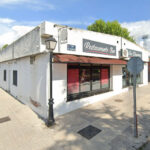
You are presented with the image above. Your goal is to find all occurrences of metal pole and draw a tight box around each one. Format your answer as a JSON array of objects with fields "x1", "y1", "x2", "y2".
[
  {"x1": 133, "y1": 74, "x2": 138, "y2": 137},
  {"x1": 47, "y1": 51, "x2": 55, "y2": 126}
]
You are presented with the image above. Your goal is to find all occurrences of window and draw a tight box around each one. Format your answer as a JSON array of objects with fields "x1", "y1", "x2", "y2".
[
  {"x1": 122, "y1": 67, "x2": 142, "y2": 88},
  {"x1": 67, "y1": 64, "x2": 110, "y2": 101},
  {"x1": 4, "y1": 70, "x2": 6, "y2": 81},
  {"x1": 92, "y1": 69, "x2": 100, "y2": 90},
  {"x1": 13, "y1": 70, "x2": 17, "y2": 86},
  {"x1": 80, "y1": 68, "x2": 91, "y2": 92}
]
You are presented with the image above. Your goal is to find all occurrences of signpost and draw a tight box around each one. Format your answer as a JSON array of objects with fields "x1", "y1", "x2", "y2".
[{"x1": 127, "y1": 57, "x2": 144, "y2": 138}]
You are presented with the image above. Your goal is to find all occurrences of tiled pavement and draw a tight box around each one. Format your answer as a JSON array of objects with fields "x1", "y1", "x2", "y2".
[{"x1": 0, "y1": 84, "x2": 150, "y2": 150}]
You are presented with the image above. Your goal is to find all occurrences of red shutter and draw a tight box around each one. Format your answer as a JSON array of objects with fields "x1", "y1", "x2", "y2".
[
  {"x1": 68, "y1": 69, "x2": 79, "y2": 94},
  {"x1": 101, "y1": 69, "x2": 109, "y2": 88}
]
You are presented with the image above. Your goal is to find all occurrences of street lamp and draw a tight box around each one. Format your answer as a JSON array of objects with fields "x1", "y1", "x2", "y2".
[{"x1": 45, "y1": 37, "x2": 57, "y2": 127}]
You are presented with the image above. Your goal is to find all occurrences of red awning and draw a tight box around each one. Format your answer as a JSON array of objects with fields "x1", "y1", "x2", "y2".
[{"x1": 53, "y1": 54, "x2": 127, "y2": 65}]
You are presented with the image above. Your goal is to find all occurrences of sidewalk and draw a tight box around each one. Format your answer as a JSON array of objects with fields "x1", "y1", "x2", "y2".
[{"x1": 0, "y1": 84, "x2": 150, "y2": 150}]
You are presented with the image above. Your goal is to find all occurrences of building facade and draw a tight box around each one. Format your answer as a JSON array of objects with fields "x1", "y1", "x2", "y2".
[{"x1": 0, "y1": 21, "x2": 149, "y2": 119}]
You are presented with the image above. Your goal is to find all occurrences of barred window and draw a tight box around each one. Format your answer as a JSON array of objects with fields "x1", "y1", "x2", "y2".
[
  {"x1": 13, "y1": 70, "x2": 17, "y2": 86},
  {"x1": 4, "y1": 70, "x2": 6, "y2": 81}
]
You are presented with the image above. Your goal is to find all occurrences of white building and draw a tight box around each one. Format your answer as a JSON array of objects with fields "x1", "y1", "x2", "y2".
[{"x1": 0, "y1": 21, "x2": 149, "y2": 120}]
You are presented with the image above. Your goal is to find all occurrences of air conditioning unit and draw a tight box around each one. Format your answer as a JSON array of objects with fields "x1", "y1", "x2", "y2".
[{"x1": 121, "y1": 49, "x2": 128, "y2": 58}]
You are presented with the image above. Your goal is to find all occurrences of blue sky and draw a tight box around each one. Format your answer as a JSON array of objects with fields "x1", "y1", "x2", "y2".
[
  {"x1": 0, "y1": 0, "x2": 150, "y2": 48},
  {"x1": 0, "y1": 0, "x2": 150, "y2": 28}
]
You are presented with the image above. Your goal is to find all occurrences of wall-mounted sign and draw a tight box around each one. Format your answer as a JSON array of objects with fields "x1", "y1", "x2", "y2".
[
  {"x1": 83, "y1": 39, "x2": 116, "y2": 56},
  {"x1": 127, "y1": 49, "x2": 142, "y2": 58},
  {"x1": 67, "y1": 44, "x2": 76, "y2": 51},
  {"x1": 59, "y1": 28, "x2": 68, "y2": 44}
]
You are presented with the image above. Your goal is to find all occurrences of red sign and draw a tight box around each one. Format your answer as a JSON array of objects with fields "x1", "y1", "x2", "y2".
[
  {"x1": 101, "y1": 69, "x2": 109, "y2": 87},
  {"x1": 67, "y1": 69, "x2": 79, "y2": 94}
]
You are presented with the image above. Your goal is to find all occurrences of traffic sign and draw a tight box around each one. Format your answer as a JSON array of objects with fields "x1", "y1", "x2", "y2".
[
  {"x1": 127, "y1": 57, "x2": 144, "y2": 75},
  {"x1": 127, "y1": 57, "x2": 144, "y2": 138}
]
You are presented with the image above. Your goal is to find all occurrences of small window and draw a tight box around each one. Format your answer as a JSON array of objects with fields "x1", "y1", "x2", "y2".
[
  {"x1": 4, "y1": 70, "x2": 6, "y2": 81},
  {"x1": 13, "y1": 70, "x2": 17, "y2": 86}
]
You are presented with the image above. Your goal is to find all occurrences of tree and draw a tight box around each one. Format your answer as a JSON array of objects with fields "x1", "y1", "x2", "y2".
[
  {"x1": 87, "y1": 20, "x2": 135, "y2": 43},
  {"x1": 2, "y1": 44, "x2": 8, "y2": 49},
  {"x1": 0, "y1": 44, "x2": 8, "y2": 51}
]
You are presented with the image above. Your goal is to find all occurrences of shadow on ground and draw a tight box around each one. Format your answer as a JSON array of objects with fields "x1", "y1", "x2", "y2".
[{"x1": 44, "y1": 103, "x2": 150, "y2": 150}]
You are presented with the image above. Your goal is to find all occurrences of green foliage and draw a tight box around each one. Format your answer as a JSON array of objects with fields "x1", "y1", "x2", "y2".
[
  {"x1": 87, "y1": 20, "x2": 135, "y2": 43},
  {"x1": 0, "y1": 44, "x2": 8, "y2": 51},
  {"x1": 2, "y1": 44, "x2": 8, "y2": 49}
]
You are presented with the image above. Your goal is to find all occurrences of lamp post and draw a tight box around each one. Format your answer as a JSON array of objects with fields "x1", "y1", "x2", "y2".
[{"x1": 45, "y1": 37, "x2": 57, "y2": 127}]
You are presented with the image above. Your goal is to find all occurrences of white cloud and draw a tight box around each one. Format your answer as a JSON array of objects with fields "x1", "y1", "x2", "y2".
[
  {"x1": 0, "y1": 25, "x2": 33, "y2": 47},
  {"x1": 0, "y1": 0, "x2": 30, "y2": 5},
  {"x1": 0, "y1": 18, "x2": 91, "y2": 48},
  {"x1": 0, "y1": 0, "x2": 55, "y2": 10},
  {"x1": 122, "y1": 20, "x2": 150, "y2": 50},
  {"x1": 0, "y1": 18, "x2": 34, "y2": 47},
  {"x1": 0, "y1": 18, "x2": 15, "y2": 24}
]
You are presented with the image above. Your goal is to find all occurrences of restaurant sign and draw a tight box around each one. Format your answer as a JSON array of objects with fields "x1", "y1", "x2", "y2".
[
  {"x1": 127, "y1": 49, "x2": 142, "y2": 58},
  {"x1": 83, "y1": 39, "x2": 116, "y2": 56}
]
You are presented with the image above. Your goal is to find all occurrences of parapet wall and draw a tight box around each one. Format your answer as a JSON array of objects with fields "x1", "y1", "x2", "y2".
[{"x1": 0, "y1": 27, "x2": 41, "y2": 62}]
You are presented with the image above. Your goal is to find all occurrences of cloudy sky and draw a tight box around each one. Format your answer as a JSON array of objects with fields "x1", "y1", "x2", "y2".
[{"x1": 0, "y1": 0, "x2": 150, "y2": 49}]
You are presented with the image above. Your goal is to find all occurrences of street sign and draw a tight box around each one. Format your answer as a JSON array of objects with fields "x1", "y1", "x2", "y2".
[
  {"x1": 127, "y1": 57, "x2": 144, "y2": 138},
  {"x1": 127, "y1": 57, "x2": 144, "y2": 75}
]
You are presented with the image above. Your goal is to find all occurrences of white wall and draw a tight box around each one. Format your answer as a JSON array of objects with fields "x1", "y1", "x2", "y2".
[
  {"x1": 0, "y1": 27, "x2": 41, "y2": 63},
  {"x1": 0, "y1": 21, "x2": 149, "y2": 119},
  {"x1": 111, "y1": 65, "x2": 124, "y2": 91},
  {"x1": 0, "y1": 63, "x2": 9, "y2": 90},
  {"x1": 52, "y1": 63, "x2": 126, "y2": 117},
  {"x1": 0, "y1": 21, "x2": 148, "y2": 63},
  {"x1": 52, "y1": 62, "x2": 129, "y2": 117},
  {"x1": 143, "y1": 63, "x2": 148, "y2": 85},
  {"x1": 122, "y1": 38, "x2": 149, "y2": 62},
  {"x1": 52, "y1": 63, "x2": 67, "y2": 117},
  {"x1": 0, "y1": 53, "x2": 49, "y2": 119},
  {"x1": 41, "y1": 21, "x2": 149, "y2": 62},
  {"x1": 0, "y1": 54, "x2": 148, "y2": 119}
]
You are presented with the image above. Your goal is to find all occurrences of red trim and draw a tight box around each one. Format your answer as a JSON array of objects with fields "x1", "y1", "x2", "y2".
[{"x1": 53, "y1": 54, "x2": 127, "y2": 65}]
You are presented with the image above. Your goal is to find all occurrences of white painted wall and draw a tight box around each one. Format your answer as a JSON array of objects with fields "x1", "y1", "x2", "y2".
[
  {"x1": 111, "y1": 65, "x2": 123, "y2": 91},
  {"x1": 52, "y1": 62, "x2": 129, "y2": 117},
  {"x1": 122, "y1": 38, "x2": 149, "y2": 62},
  {"x1": 0, "y1": 27, "x2": 41, "y2": 62},
  {"x1": 0, "y1": 53, "x2": 49, "y2": 119},
  {"x1": 40, "y1": 21, "x2": 149, "y2": 62},
  {"x1": 0, "y1": 21, "x2": 148, "y2": 63},
  {"x1": 52, "y1": 62, "x2": 148, "y2": 117},
  {"x1": 0, "y1": 53, "x2": 148, "y2": 119},
  {"x1": 143, "y1": 63, "x2": 148, "y2": 85},
  {"x1": 0, "y1": 21, "x2": 149, "y2": 119},
  {"x1": 52, "y1": 63, "x2": 67, "y2": 117},
  {"x1": 52, "y1": 63, "x2": 124, "y2": 117}
]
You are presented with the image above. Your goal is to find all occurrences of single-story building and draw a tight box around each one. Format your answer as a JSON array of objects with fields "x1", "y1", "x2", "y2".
[{"x1": 0, "y1": 21, "x2": 149, "y2": 121}]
